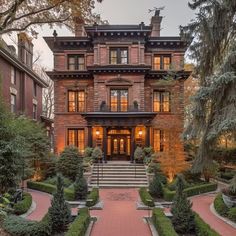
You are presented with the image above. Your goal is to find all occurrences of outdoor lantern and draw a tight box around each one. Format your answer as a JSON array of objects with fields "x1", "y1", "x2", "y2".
[
  {"x1": 96, "y1": 130, "x2": 100, "y2": 136},
  {"x1": 138, "y1": 130, "x2": 143, "y2": 137}
]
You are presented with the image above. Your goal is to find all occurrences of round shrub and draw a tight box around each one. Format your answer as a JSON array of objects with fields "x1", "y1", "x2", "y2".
[
  {"x1": 13, "y1": 192, "x2": 32, "y2": 215},
  {"x1": 91, "y1": 147, "x2": 102, "y2": 161},
  {"x1": 228, "y1": 207, "x2": 236, "y2": 222}
]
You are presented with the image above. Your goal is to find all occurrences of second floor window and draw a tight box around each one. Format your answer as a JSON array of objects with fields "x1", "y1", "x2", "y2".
[
  {"x1": 110, "y1": 89, "x2": 128, "y2": 112},
  {"x1": 153, "y1": 91, "x2": 170, "y2": 112},
  {"x1": 110, "y1": 48, "x2": 128, "y2": 64},
  {"x1": 11, "y1": 94, "x2": 16, "y2": 113},
  {"x1": 33, "y1": 82, "x2": 37, "y2": 97},
  {"x1": 33, "y1": 104, "x2": 37, "y2": 119},
  {"x1": 68, "y1": 90, "x2": 85, "y2": 112},
  {"x1": 68, "y1": 55, "x2": 85, "y2": 71},
  {"x1": 11, "y1": 67, "x2": 16, "y2": 85},
  {"x1": 153, "y1": 55, "x2": 171, "y2": 70}
]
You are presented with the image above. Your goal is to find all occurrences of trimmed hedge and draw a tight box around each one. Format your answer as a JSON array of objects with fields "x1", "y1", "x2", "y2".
[
  {"x1": 13, "y1": 192, "x2": 32, "y2": 215},
  {"x1": 152, "y1": 208, "x2": 178, "y2": 236},
  {"x1": 213, "y1": 193, "x2": 229, "y2": 217},
  {"x1": 163, "y1": 183, "x2": 217, "y2": 201},
  {"x1": 194, "y1": 213, "x2": 220, "y2": 236},
  {"x1": 86, "y1": 188, "x2": 99, "y2": 207},
  {"x1": 65, "y1": 207, "x2": 90, "y2": 236},
  {"x1": 139, "y1": 187, "x2": 154, "y2": 207},
  {"x1": 27, "y1": 181, "x2": 75, "y2": 201}
]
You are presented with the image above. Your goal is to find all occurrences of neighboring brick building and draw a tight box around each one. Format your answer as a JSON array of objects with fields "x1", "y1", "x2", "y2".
[
  {"x1": 0, "y1": 33, "x2": 48, "y2": 121},
  {"x1": 45, "y1": 10, "x2": 191, "y2": 160}
]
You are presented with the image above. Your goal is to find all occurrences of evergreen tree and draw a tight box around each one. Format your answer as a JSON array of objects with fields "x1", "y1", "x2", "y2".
[
  {"x1": 182, "y1": 0, "x2": 236, "y2": 172},
  {"x1": 48, "y1": 174, "x2": 71, "y2": 233},
  {"x1": 74, "y1": 165, "x2": 88, "y2": 200},
  {"x1": 171, "y1": 175, "x2": 195, "y2": 234},
  {"x1": 149, "y1": 173, "x2": 163, "y2": 198}
]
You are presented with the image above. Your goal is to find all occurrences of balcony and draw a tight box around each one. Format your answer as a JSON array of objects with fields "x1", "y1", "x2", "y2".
[{"x1": 99, "y1": 103, "x2": 140, "y2": 112}]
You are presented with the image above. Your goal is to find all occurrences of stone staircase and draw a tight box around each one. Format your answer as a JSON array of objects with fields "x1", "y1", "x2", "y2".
[{"x1": 89, "y1": 162, "x2": 148, "y2": 188}]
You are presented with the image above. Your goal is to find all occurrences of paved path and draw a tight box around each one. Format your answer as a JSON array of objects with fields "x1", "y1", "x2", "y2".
[
  {"x1": 90, "y1": 188, "x2": 151, "y2": 236},
  {"x1": 191, "y1": 194, "x2": 236, "y2": 236}
]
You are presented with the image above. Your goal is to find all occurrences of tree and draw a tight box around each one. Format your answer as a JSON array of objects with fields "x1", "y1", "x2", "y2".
[
  {"x1": 0, "y1": 0, "x2": 103, "y2": 35},
  {"x1": 171, "y1": 175, "x2": 195, "y2": 234},
  {"x1": 48, "y1": 174, "x2": 71, "y2": 233},
  {"x1": 74, "y1": 165, "x2": 88, "y2": 200},
  {"x1": 149, "y1": 173, "x2": 163, "y2": 198},
  {"x1": 182, "y1": 0, "x2": 236, "y2": 172}
]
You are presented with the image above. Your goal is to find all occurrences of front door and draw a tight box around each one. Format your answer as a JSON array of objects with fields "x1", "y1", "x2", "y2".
[{"x1": 111, "y1": 135, "x2": 130, "y2": 160}]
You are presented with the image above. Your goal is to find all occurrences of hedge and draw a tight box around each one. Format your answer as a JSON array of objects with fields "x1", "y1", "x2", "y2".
[
  {"x1": 213, "y1": 193, "x2": 229, "y2": 217},
  {"x1": 13, "y1": 192, "x2": 32, "y2": 215},
  {"x1": 86, "y1": 188, "x2": 99, "y2": 207},
  {"x1": 27, "y1": 181, "x2": 75, "y2": 201},
  {"x1": 163, "y1": 183, "x2": 217, "y2": 201},
  {"x1": 139, "y1": 187, "x2": 154, "y2": 207},
  {"x1": 194, "y1": 213, "x2": 220, "y2": 236},
  {"x1": 65, "y1": 207, "x2": 90, "y2": 236},
  {"x1": 152, "y1": 208, "x2": 178, "y2": 236}
]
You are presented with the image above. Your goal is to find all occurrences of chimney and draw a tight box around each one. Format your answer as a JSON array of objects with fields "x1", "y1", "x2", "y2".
[
  {"x1": 74, "y1": 17, "x2": 86, "y2": 37},
  {"x1": 18, "y1": 33, "x2": 33, "y2": 68},
  {"x1": 150, "y1": 10, "x2": 163, "y2": 37}
]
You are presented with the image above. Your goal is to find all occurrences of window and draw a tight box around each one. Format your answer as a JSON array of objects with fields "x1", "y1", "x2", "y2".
[
  {"x1": 11, "y1": 67, "x2": 16, "y2": 84},
  {"x1": 68, "y1": 90, "x2": 85, "y2": 112},
  {"x1": 33, "y1": 82, "x2": 37, "y2": 97},
  {"x1": 153, "y1": 129, "x2": 165, "y2": 152},
  {"x1": 10, "y1": 94, "x2": 16, "y2": 113},
  {"x1": 110, "y1": 89, "x2": 128, "y2": 112},
  {"x1": 33, "y1": 104, "x2": 37, "y2": 119},
  {"x1": 68, "y1": 55, "x2": 85, "y2": 70},
  {"x1": 67, "y1": 129, "x2": 85, "y2": 154},
  {"x1": 153, "y1": 55, "x2": 171, "y2": 70},
  {"x1": 110, "y1": 48, "x2": 128, "y2": 64},
  {"x1": 153, "y1": 91, "x2": 170, "y2": 112}
]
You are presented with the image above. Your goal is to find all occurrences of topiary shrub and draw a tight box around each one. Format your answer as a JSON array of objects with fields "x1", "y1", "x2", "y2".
[
  {"x1": 57, "y1": 146, "x2": 82, "y2": 181},
  {"x1": 74, "y1": 165, "x2": 88, "y2": 200},
  {"x1": 149, "y1": 173, "x2": 163, "y2": 198},
  {"x1": 139, "y1": 187, "x2": 154, "y2": 207},
  {"x1": 13, "y1": 192, "x2": 32, "y2": 215},
  {"x1": 84, "y1": 147, "x2": 93, "y2": 158},
  {"x1": 48, "y1": 174, "x2": 71, "y2": 233},
  {"x1": 134, "y1": 146, "x2": 144, "y2": 163},
  {"x1": 91, "y1": 147, "x2": 102, "y2": 161},
  {"x1": 171, "y1": 175, "x2": 195, "y2": 234},
  {"x1": 86, "y1": 188, "x2": 99, "y2": 207}
]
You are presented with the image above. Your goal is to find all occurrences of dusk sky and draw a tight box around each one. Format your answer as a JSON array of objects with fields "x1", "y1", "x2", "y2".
[{"x1": 4, "y1": 0, "x2": 196, "y2": 70}]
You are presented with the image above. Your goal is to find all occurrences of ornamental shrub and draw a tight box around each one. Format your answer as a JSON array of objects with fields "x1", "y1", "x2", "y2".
[
  {"x1": 74, "y1": 165, "x2": 88, "y2": 200},
  {"x1": 228, "y1": 207, "x2": 236, "y2": 222},
  {"x1": 214, "y1": 193, "x2": 229, "y2": 217},
  {"x1": 149, "y1": 173, "x2": 163, "y2": 198},
  {"x1": 86, "y1": 188, "x2": 99, "y2": 207},
  {"x1": 13, "y1": 192, "x2": 32, "y2": 215},
  {"x1": 91, "y1": 147, "x2": 102, "y2": 161},
  {"x1": 134, "y1": 146, "x2": 144, "y2": 162},
  {"x1": 139, "y1": 187, "x2": 154, "y2": 207}
]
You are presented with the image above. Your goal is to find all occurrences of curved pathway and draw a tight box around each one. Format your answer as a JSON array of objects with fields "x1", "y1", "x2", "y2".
[
  {"x1": 191, "y1": 194, "x2": 236, "y2": 236},
  {"x1": 90, "y1": 188, "x2": 151, "y2": 236}
]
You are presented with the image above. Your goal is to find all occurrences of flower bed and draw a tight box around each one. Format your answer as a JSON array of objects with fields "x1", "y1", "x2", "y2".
[
  {"x1": 13, "y1": 192, "x2": 32, "y2": 215},
  {"x1": 139, "y1": 187, "x2": 155, "y2": 207},
  {"x1": 86, "y1": 188, "x2": 99, "y2": 207}
]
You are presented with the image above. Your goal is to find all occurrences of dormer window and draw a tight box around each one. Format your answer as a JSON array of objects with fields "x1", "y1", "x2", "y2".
[
  {"x1": 153, "y1": 55, "x2": 171, "y2": 70},
  {"x1": 68, "y1": 55, "x2": 85, "y2": 71},
  {"x1": 110, "y1": 48, "x2": 128, "y2": 65}
]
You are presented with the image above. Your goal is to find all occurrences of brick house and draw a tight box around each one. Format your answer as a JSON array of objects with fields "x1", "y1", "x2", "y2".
[{"x1": 45, "y1": 10, "x2": 191, "y2": 161}]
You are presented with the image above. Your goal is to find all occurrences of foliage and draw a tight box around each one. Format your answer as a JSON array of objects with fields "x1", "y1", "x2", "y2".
[
  {"x1": 0, "y1": 0, "x2": 105, "y2": 35},
  {"x1": 167, "y1": 176, "x2": 189, "y2": 191},
  {"x1": 229, "y1": 175, "x2": 236, "y2": 195},
  {"x1": 149, "y1": 173, "x2": 163, "y2": 198},
  {"x1": 40, "y1": 153, "x2": 58, "y2": 180},
  {"x1": 182, "y1": 169, "x2": 201, "y2": 184},
  {"x1": 48, "y1": 174, "x2": 71, "y2": 233},
  {"x1": 134, "y1": 146, "x2": 144, "y2": 162},
  {"x1": 194, "y1": 213, "x2": 220, "y2": 236},
  {"x1": 143, "y1": 146, "x2": 153, "y2": 165},
  {"x1": 182, "y1": 0, "x2": 236, "y2": 173},
  {"x1": 91, "y1": 147, "x2": 102, "y2": 160},
  {"x1": 74, "y1": 165, "x2": 88, "y2": 200},
  {"x1": 86, "y1": 188, "x2": 99, "y2": 207},
  {"x1": 171, "y1": 175, "x2": 195, "y2": 234},
  {"x1": 65, "y1": 207, "x2": 90, "y2": 236},
  {"x1": 13, "y1": 192, "x2": 32, "y2": 215},
  {"x1": 152, "y1": 208, "x2": 178, "y2": 236},
  {"x1": 44, "y1": 176, "x2": 72, "y2": 188},
  {"x1": 84, "y1": 147, "x2": 94, "y2": 158},
  {"x1": 139, "y1": 187, "x2": 154, "y2": 207},
  {"x1": 203, "y1": 161, "x2": 220, "y2": 182},
  {"x1": 212, "y1": 148, "x2": 236, "y2": 165},
  {"x1": 214, "y1": 194, "x2": 229, "y2": 217},
  {"x1": 228, "y1": 207, "x2": 236, "y2": 222},
  {"x1": 57, "y1": 146, "x2": 82, "y2": 181}
]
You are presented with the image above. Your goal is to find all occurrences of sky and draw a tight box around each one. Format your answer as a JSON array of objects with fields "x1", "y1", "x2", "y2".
[{"x1": 4, "y1": 0, "x2": 196, "y2": 70}]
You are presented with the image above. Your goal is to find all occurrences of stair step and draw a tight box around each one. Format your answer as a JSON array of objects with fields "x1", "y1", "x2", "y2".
[
  {"x1": 89, "y1": 184, "x2": 148, "y2": 188},
  {"x1": 91, "y1": 175, "x2": 147, "y2": 178}
]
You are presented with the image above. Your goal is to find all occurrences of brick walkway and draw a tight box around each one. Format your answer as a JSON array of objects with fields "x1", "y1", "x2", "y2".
[
  {"x1": 90, "y1": 188, "x2": 151, "y2": 236},
  {"x1": 191, "y1": 194, "x2": 236, "y2": 236}
]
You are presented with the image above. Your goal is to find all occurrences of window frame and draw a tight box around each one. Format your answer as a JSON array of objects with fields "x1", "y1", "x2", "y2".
[
  {"x1": 153, "y1": 129, "x2": 165, "y2": 152},
  {"x1": 33, "y1": 104, "x2": 37, "y2": 120},
  {"x1": 153, "y1": 55, "x2": 171, "y2": 70},
  {"x1": 67, "y1": 128, "x2": 85, "y2": 154},
  {"x1": 109, "y1": 48, "x2": 128, "y2": 65},
  {"x1": 153, "y1": 91, "x2": 170, "y2": 112},
  {"x1": 67, "y1": 54, "x2": 85, "y2": 71},
  {"x1": 11, "y1": 67, "x2": 16, "y2": 85},
  {"x1": 67, "y1": 90, "x2": 85, "y2": 112},
  {"x1": 10, "y1": 93, "x2": 16, "y2": 113},
  {"x1": 110, "y1": 88, "x2": 129, "y2": 112},
  {"x1": 33, "y1": 82, "x2": 37, "y2": 97}
]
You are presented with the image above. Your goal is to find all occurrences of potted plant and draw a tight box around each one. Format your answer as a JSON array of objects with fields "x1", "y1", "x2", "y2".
[
  {"x1": 134, "y1": 146, "x2": 144, "y2": 163},
  {"x1": 222, "y1": 175, "x2": 236, "y2": 207}
]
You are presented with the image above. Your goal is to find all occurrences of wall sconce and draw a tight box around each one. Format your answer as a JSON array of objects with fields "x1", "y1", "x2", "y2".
[
  {"x1": 138, "y1": 130, "x2": 143, "y2": 137},
  {"x1": 96, "y1": 130, "x2": 100, "y2": 136}
]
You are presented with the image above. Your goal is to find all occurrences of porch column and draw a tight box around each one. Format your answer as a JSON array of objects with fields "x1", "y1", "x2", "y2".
[
  {"x1": 88, "y1": 126, "x2": 93, "y2": 147},
  {"x1": 146, "y1": 126, "x2": 150, "y2": 147},
  {"x1": 103, "y1": 127, "x2": 107, "y2": 163},
  {"x1": 131, "y1": 127, "x2": 135, "y2": 163}
]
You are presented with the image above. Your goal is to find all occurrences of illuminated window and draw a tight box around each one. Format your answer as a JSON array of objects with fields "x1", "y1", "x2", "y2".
[
  {"x1": 153, "y1": 55, "x2": 171, "y2": 70},
  {"x1": 67, "y1": 129, "x2": 85, "y2": 154},
  {"x1": 68, "y1": 55, "x2": 85, "y2": 70},
  {"x1": 68, "y1": 90, "x2": 85, "y2": 112},
  {"x1": 153, "y1": 91, "x2": 170, "y2": 112},
  {"x1": 110, "y1": 89, "x2": 128, "y2": 112},
  {"x1": 153, "y1": 129, "x2": 165, "y2": 152},
  {"x1": 110, "y1": 48, "x2": 128, "y2": 64}
]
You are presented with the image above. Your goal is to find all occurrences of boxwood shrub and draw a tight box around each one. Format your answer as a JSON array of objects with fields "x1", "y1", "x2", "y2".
[
  {"x1": 152, "y1": 208, "x2": 178, "y2": 236},
  {"x1": 213, "y1": 193, "x2": 229, "y2": 217},
  {"x1": 228, "y1": 207, "x2": 236, "y2": 222},
  {"x1": 65, "y1": 207, "x2": 90, "y2": 236},
  {"x1": 27, "y1": 181, "x2": 75, "y2": 201},
  {"x1": 86, "y1": 188, "x2": 99, "y2": 207},
  {"x1": 139, "y1": 187, "x2": 154, "y2": 207},
  {"x1": 194, "y1": 213, "x2": 220, "y2": 236},
  {"x1": 13, "y1": 192, "x2": 32, "y2": 215},
  {"x1": 163, "y1": 183, "x2": 217, "y2": 201}
]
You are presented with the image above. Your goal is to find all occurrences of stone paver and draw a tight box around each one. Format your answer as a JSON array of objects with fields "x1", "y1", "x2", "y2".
[
  {"x1": 191, "y1": 194, "x2": 236, "y2": 236},
  {"x1": 90, "y1": 188, "x2": 151, "y2": 236}
]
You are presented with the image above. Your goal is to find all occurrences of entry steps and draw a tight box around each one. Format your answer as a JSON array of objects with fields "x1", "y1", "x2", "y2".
[{"x1": 89, "y1": 162, "x2": 148, "y2": 188}]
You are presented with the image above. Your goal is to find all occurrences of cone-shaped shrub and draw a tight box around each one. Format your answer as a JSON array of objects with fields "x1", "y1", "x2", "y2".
[
  {"x1": 74, "y1": 165, "x2": 88, "y2": 200},
  {"x1": 149, "y1": 173, "x2": 163, "y2": 198}
]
